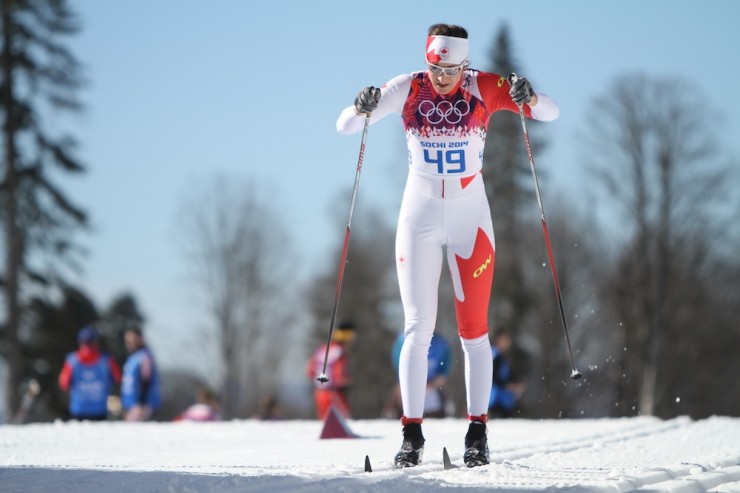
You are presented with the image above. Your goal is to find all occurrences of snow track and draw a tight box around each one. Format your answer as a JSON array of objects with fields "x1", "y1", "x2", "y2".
[{"x1": 1, "y1": 416, "x2": 738, "y2": 492}]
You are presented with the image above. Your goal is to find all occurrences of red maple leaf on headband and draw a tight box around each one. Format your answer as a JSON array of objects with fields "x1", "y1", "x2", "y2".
[{"x1": 426, "y1": 37, "x2": 441, "y2": 63}]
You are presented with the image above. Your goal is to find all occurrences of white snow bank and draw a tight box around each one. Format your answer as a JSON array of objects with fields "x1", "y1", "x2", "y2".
[{"x1": 1, "y1": 416, "x2": 739, "y2": 492}]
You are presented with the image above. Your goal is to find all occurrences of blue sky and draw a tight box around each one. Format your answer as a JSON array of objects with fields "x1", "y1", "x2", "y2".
[{"x1": 61, "y1": 0, "x2": 739, "y2": 370}]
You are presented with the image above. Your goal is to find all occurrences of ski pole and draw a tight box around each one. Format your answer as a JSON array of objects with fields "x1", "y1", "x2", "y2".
[
  {"x1": 508, "y1": 73, "x2": 582, "y2": 380},
  {"x1": 316, "y1": 113, "x2": 372, "y2": 383}
]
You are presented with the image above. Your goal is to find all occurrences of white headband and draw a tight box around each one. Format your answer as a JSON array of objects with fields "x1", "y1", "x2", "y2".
[{"x1": 426, "y1": 35, "x2": 469, "y2": 65}]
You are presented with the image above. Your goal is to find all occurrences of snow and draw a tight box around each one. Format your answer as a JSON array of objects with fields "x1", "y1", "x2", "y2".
[{"x1": 1, "y1": 416, "x2": 740, "y2": 492}]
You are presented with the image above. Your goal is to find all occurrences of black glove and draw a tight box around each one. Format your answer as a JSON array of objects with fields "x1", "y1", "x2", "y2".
[
  {"x1": 354, "y1": 86, "x2": 381, "y2": 114},
  {"x1": 509, "y1": 76, "x2": 534, "y2": 105}
]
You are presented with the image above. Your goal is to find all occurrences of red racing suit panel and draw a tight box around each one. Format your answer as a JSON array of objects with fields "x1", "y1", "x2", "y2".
[{"x1": 453, "y1": 227, "x2": 495, "y2": 339}]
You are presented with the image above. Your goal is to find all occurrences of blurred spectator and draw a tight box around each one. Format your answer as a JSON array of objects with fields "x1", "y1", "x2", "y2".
[
  {"x1": 58, "y1": 326, "x2": 122, "y2": 421},
  {"x1": 254, "y1": 394, "x2": 282, "y2": 420},
  {"x1": 306, "y1": 320, "x2": 356, "y2": 419},
  {"x1": 175, "y1": 388, "x2": 221, "y2": 422},
  {"x1": 121, "y1": 326, "x2": 161, "y2": 421},
  {"x1": 384, "y1": 332, "x2": 451, "y2": 419},
  {"x1": 489, "y1": 327, "x2": 526, "y2": 418}
]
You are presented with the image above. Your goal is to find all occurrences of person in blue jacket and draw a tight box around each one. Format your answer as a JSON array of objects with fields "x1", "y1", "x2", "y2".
[
  {"x1": 121, "y1": 326, "x2": 161, "y2": 421},
  {"x1": 386, "y1": 332, "x2": 451, "y2": 418},
  {"x1": 489, "y1": 327, "x2": 525, "y2": 418},
  {"x1": 58, "y1": 326, "x2": 121, "y2": 421}
]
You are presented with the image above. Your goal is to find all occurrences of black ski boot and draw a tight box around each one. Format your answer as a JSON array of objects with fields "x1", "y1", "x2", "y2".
[
  {"x1": 463, "y1": 420, "x2": 490, "y2": 467},
  {"x1": 394, "y1": 422, "x2": 425, "y2": 468}
]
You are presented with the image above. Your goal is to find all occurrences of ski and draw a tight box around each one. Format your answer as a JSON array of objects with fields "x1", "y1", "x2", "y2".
[{"x1": 364, "y1": 448, "x2": 460, "y2": 473}]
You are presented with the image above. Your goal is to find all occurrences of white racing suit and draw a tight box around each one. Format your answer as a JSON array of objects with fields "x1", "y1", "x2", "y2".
[{"x1": 337, "y1": 69, "x2": 558, "y2": 421}]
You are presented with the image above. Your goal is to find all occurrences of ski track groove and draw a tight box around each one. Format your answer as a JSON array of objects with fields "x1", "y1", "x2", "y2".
[
  {"x1": 497, "y1": 418, "x2": 740, "y2": 493},
  {"x1": 198, "y1": 417, "x2": 737, "y2": 493},
  {"x1": 495, "y1": 415, "x2": 690, "y2": 460},
  {"x1": 356, "y1": 416, "x2": 685, "y2": 476},
  {"x1": 495, "y1": 418, "x2": 740, "y2": 493},
  {"x1": 349, "y1": 417, "x2": 740, "y2": 492}
]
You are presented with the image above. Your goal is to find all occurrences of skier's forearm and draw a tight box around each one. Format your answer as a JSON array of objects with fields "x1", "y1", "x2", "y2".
[
  {"x1": 336, "y1": 105, "x2": 365, "y2": 134},
  {"x1": 529, "y1": 92, "x2": 559, "y2": 121}
]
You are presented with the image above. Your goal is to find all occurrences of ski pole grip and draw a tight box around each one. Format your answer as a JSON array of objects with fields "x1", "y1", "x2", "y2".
[{"x1": 508, "y1": 73, "x2": 526, "y2": 109}]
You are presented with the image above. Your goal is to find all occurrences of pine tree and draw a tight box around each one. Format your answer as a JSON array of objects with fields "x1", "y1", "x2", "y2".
[
  {"x1": 478, "y1": 24, "x2": 584, "y2": 418},
  {"x1": 480, "y1": 24, "x2": 552, "y2": 341},
  {"x1": 1, "y1": 0, "x2": 87, "y2": 416}
]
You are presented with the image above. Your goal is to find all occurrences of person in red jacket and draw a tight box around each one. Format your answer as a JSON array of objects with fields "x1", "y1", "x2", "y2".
[
  {"x1": 58, "y1": 326, "x2": 121, "y2": 421},
  {"x1": 306, "y1": 321, "x2": 355, "y2": 419}
]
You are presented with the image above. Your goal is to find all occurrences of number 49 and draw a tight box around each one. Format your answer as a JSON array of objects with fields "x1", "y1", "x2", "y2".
[{"x1": 424, "y1": 149, "x2": 466, "y2": 174}]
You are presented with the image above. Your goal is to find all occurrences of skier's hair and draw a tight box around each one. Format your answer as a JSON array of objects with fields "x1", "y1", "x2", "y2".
[{"x1": 427, "y1": 24, "x2": 468, "y2": 39}]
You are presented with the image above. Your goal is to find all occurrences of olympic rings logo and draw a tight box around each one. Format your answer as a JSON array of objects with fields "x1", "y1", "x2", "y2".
[{"x1": 418, "y1": 99, "x2": 470, "y2": 125}]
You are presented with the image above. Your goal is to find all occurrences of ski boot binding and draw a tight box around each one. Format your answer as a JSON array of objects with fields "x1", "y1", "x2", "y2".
[
  {"x1": 394, "y1": 422, "x2": 425, "y2": 468},
  {"x1": 463, "y1": 420, "x2": 490, "y2": 467}
]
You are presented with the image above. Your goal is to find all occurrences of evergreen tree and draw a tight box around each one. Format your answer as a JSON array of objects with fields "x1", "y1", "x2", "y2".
[
  {"x1": 480, "y1": 23, "x2": 548, "y2": 332},
  {"x1": 478, "y1": 24, "x2": 550, "y2": 399},
  {"x1": 1, "y1": 0, "x2": 88, "y2": 415},
  {"x1": 479, "y1": 24, "x2": 590, "y2": 418}
]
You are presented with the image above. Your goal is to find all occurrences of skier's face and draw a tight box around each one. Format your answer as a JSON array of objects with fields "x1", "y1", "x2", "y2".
[{"x1": 427, "y1": 62, "x2": 465, "y2": 95}]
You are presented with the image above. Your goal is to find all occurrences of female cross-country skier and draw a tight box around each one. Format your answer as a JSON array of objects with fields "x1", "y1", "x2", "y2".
[{"x1": 336, "y1": 23, "x2": 559, "y2": 467}]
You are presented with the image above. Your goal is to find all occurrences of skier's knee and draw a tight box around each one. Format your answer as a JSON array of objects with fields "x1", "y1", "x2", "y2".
[{"x1": 458, "y1": 323, "x2": 488, "y2": 340}]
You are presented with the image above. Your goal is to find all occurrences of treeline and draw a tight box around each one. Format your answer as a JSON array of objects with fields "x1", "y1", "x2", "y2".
[{"x1": 2, "y1": 2, "x2": 738, "y2": 422}]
